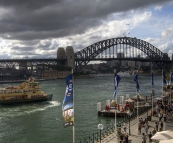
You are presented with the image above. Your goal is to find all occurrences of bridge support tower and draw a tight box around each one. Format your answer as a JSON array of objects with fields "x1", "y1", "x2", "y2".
[{"x1": 57, "y1": 46, "x2": 75, "y2": 70}]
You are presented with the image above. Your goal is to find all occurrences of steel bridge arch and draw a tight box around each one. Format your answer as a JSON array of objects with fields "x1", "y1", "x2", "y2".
[{"x1": 74, "y1": 37, "x2": 170, "y2": 71}]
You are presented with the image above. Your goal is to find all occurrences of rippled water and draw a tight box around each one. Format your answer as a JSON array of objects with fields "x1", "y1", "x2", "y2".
[{"x1": 0, "y1": 74, "x2": 162, "y2": 143}]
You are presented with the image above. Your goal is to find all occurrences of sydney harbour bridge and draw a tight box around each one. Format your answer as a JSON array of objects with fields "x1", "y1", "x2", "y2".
[{"x1": 0, "y1": 37, "x2": 172, "y2": 76}]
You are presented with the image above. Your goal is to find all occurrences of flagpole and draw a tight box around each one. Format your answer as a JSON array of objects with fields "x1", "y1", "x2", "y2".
[
  {"x1": 115, "y1": 94, "x2": 117, "y2": 142},
  {"x1": 112, "y1": 70, "x2": 121, "y2": 142},
  {"x1": 72, "y1": 68, "x2": 75, "y2": 143},
  {"x1": 151, "y1": 68, "x2": 154, "y2": 117},
  {"x1": 162, "y1": 69, "x2": 163, "y2": 96},
  {"x1": 170, "y1": 71, "x2": 172, "y2": 104},
  {"x1": 114, "y1": 70, "x2": 117, "y2": 143},
  {"x1": 151, "y1": 63, "x2": 152, "y2": 117},
  {"x1": 136, "y1": 70, "x2": 139, "y2": 128}
]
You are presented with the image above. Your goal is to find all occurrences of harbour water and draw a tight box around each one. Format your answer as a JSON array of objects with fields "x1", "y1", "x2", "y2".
[{"x1": 0, "y1": 74, "x2": 162, "y2": 143}]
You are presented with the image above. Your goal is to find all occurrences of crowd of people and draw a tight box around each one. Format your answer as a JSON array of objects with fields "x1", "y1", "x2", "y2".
[
  {"x1": 140, "y1": 98, "x2": 173, "y2": 143},
  {"x1": 105, "y1": 97, "x2": 173, "y2": 143},
  {"x1": 119, "y1": 132, "x2": 129, "y2": 143}
]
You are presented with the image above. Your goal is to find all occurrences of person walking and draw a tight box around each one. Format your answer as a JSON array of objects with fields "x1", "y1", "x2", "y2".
[
  {"x1": 164, "y1": 113, "x2": 167, "y2": 122},
  {"x1": 148, "y1": 132, "x2": 152, "y2": 143},
  {"x1": 123, "y1": 122, "x2": 127, "y2": 132},
  {"x1": 145, "y1": 123, "x2": 148, "y2": 134},
  {"x1": 158, "y1": 113, "x2": 161, "y2": 122},
  {"x1": 142, "y1": 133, "x2": 147, "y2": 143},
  {"x1": 138, "y1": 123, "x2": 141, "y2": 135},
  {"x1": 155, "y1": 121, "x2": 158, "y2": 131},
  {"x1": 125, "y1": 133, "x2": 129, "y2": 143},
  {"x1": 119, "y1": 132, "x2": 124, "y2": 143},
  {"x1": 160, "y1": 122, "x2": 163, "y2": 130},
  {"x1": 152, "y1": 128, "x2": 156, "y2": 136}
]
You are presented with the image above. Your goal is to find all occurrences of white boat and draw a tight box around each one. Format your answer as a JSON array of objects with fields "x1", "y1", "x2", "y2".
[{"x1": 117, "y1": 71, "x2": 130, "y2": 77}]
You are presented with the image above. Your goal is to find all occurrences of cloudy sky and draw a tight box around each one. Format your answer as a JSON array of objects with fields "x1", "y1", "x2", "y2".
[{"x1": 0, "y1": 0, "x2": 173, "y2": 59}]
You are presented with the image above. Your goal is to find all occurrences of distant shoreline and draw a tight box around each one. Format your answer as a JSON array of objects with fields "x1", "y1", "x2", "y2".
[
  {"x1": 74, "y1": 75, "x2": 94, "y2": 79},
  {"x1": 0, "y1": 79, "x2": 45, "y2": 84}
]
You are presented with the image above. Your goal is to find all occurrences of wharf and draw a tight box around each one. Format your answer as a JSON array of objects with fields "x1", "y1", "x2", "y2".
[
  {"x1": 98, "y1": 109, "x2": 127, "y2": 117},
  {"x1": 95, "y1": 110, "x2": 173, "y2": 143}
]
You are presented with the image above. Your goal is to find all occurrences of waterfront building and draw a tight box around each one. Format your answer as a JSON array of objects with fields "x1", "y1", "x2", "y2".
[{"x1": 40, "y1": 69, "x2": 71, "y2": 79}]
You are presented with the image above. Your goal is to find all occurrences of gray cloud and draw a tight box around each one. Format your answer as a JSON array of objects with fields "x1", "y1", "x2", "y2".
[
  {"x1": 0, "y1": 0, "x2": 169, "y2": 41},
  {"x1": 11, "y1": 46, "x2": 35, "y2": 51}
]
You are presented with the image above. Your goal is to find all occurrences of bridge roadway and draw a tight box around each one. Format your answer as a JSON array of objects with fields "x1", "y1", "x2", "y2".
[
  {"x1": 95, "y1": 110, "x2": 173, "y2": 143},
  {"x1": 0, "y1": 58, "x2": 65, "y2": 62},
  {"x1": 0, "y1": 57, "x2": 171, "y2": 62},
  {"x1": 0, "y1": 57, "x2": 172, "y2": 72},
  {"x1": 75, "y1": 57, "x2": 172, "y2": 62}
]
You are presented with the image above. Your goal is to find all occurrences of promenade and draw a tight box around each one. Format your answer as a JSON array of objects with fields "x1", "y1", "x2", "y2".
[{"x1": 96, "y1": 110, "x2": 173, "y2": 143}]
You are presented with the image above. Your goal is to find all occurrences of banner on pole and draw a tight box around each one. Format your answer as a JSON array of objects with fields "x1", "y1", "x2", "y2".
[
  {"x1": 151, "y1": 71, "x2": 154, "y2": 87},
  {"x1": 113, "y1": 73, "x2": 121, "y2": 99},
  {"x1": 134, "y1": 73, "x2": 140, "y2": 92},
  {"x1": 62, "y1": 74, "x2": 74, "y2": 127},
  {"x1": 163, "y1": 72, "x2": 167, "y2": 85}
]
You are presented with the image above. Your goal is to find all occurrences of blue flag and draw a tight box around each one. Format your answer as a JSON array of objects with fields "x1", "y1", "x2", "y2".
[
  {"x1": 151, "y1": 71, "x2": 154, "y2": 87},
  {"x1": 163, "y1": 72, "x2": 167, "y2": 85},
  {"x1": 62, "y1": 74, "x2": 74, "y2": 127},
  {"x1": 113, "y1": 73, "x2": 121, "y2": 99},
  {"x1": 134, "y1": 73, "x2": 140, "y2": 92}
]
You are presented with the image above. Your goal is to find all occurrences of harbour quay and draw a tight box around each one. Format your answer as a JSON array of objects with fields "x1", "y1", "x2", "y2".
[
  {"x1": 97, "y1": 95, "x2": 153, "y2": 117},
  {"x1": 94, "y1": 108, "x2": 173, "y2": 143}
]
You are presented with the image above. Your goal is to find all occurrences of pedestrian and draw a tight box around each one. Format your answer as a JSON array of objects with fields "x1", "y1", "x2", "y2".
[
  {"x1": 164, "y1": 113, "x2": 167, "y2": 122},
  {"x1": 145, "y1": 123, "x2": 148, "y2": 134},
  {"x1": 123, "y1": 122, "x2": 126, "y2": 132},
  {"x1": 125, "y1": 133, "x2": 129, "y2": 143},
  {"x1": 160, "y1": 122, "x2": 163, "y2": 130},
  {"x1": 120, "y1": 132, "x2": 124, "y2": 143},
  {"x1": 138, "y1": 123, "x2": 141, "y2": 135},
  {"x1": 148, "y1": 132, "x2": 152, "y2": 143},
  {"x1": 142, "y1": 133, "x2": 147, "y2": 143},
  {"x1": 155, "y1": 121, "x2": 158, "y2": 131},
  {"x1": 152, "y1": 128, "x2": 156, "y2": 135},
  {"x1": 158, "y1": 113, "x2": 161, "y2": 122}
]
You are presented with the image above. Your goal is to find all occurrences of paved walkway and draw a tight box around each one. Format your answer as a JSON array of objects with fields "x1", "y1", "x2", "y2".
[{"x1": 96, "y1": 110, "x2": 173, "y2": 143}]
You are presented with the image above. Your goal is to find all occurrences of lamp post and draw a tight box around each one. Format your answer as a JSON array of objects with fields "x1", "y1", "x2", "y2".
[
  {"x1": 98, "y1": 124, "x2": 103, "y2": 143},
  {"x1": 127, "y1": 110, "x2": 132, "y2": 135},
  {"x1": 145, "y1": 103, "x2": 149, "y2": 119}
]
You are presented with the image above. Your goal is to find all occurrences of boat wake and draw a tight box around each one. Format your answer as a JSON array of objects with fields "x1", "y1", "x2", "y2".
[
  {"x1": 0, "y1": 100, "x2": 61, "y2": 119},
  {"x1": 49, "y1": 101, "x2": 61, "y2": 106}
]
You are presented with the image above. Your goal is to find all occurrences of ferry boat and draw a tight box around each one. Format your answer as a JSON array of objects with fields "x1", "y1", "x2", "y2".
[{"x1": 0, "y1": 77, "x2": 53, "y2": 105}]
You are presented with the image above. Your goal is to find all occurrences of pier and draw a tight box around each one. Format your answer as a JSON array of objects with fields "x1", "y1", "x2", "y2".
[
  {"x1": 95, "y1": 109, "x2": 173, "y2": 143},
  {"x1": 97, "y1": 95, "x2": 154, "y2": 118},
  {"x1": 98, "y1": 109, "x2": 127, "y2": 117}
]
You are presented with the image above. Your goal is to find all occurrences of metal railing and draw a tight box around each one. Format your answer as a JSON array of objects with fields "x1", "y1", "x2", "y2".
[{"x1": 76, "y1": 106, "x2": 152, "y2": 143}]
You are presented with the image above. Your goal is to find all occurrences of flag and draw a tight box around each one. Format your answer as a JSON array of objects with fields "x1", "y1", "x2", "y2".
[
  {"x1": 134, "y1": 73, "x2": 140, "y2": 92},
  {"x1": 151, "y1": 71, "x2": 154, "y2": 87},
  {"x1": 113, "y1": 73, "x2": 121, "y2": 99},
  {"x1": 163, "y1": 71, "x2": 167, "y2": 85},
  {"x1": 62, "y1": 74, "x2": 74, "y2": 127}
]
